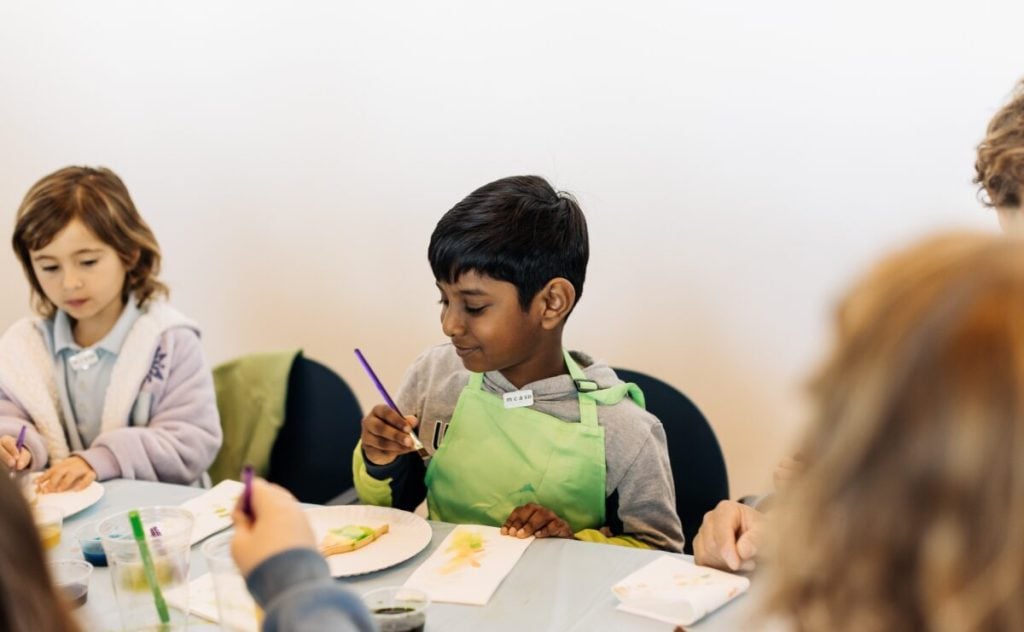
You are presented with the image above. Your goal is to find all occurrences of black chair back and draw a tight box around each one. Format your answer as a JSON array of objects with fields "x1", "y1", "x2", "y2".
[
  {"x1": 268, "y1": 355, "x2": 363, "y2": 504},
  {"x1": 613, "y1": 368, "x2": 729, "y2": 554}
]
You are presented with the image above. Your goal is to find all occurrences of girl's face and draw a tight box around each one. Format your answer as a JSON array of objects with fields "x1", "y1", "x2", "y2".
[{"x1": 29, "y1": 218, "x2": 129, "y2": 332}]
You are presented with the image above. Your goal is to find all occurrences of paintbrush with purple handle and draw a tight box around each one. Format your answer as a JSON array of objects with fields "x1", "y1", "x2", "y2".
[
  {"x1": 7, "y1": 426, "x2": 28, "y2": 477},
  {"x1": 241, "y1": 465, "x2": 255, "y2": 520},
  {"x1": 354, "y1": 349, "x2": 429, "y2": 460}
]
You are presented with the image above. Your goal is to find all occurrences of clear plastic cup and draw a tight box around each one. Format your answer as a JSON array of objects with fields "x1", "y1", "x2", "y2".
[
  {"x1": 99, "y1": 507, "x2": 194, "y2": 631},
  {"x1": 364, "y1": 586, "x2": 429, "y2": 632},
  {"x1": 48, "y1": 559, "x2": 93, "y2": 608},
  {"x1": 75, "y1": 521, "x2": 108, "y2": 567},
  {"x1": 202, "y1": 531, "x2": 262, "y2": 631},
  {"x1": 34, "y1": 505, "x2": 63, "y2": 551}
]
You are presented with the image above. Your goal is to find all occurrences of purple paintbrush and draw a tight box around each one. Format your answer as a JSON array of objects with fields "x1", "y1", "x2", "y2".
[
  {"x1": 15, "y1": 426, "x2": 27, "y2": 452},
  {"x1": 241, "y1": 465, "x2": 254, "y2": 520},
  {"x1": 354, "y1": 349, "x2": 429, "y2": 459}
]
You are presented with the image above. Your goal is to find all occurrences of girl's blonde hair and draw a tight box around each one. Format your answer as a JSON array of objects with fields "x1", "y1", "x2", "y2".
[
  {"x1": 975, "y1": 78, "x2": 1024, "y2": 209},
  {"x1": 12, "y1": 166, "x2": 168, "y2": 318},
  {"x1": 765, "y1": 232, "x2": 1024, "y2": 632}
]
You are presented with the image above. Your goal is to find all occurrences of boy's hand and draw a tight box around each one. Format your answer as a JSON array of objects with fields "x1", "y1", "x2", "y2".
[
  {"x1": 36, "y1": 456, "x2": 95, "y2": 492},
  {"x1": 692, "y1": 500, "x2": 766, "y2": 572},
  {"x1": 230, "y1": 478, "x2": 316, "y2": 577},
  {"x1": 501, "y1": 503, "x2": 574, "y2": 539},
  {"x1": 0, "y1": 434, "x2": 32, "y2": 470},
  {"x1": 360, "y1": 404, "x2": 420, "y2": 466}
]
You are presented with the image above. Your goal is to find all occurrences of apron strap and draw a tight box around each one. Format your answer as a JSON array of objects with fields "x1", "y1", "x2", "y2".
[
  {"x1": 468, "y1": 371, "x2": 485, "y2": 389},
  {"x1": 563, "y1": 350, "x2": 646, "y2": 427}
]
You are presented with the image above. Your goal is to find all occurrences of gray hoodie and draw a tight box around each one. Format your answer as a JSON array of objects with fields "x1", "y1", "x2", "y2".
[{"x1": 359, "y1": 343, "x2": 684, "y2": 552}]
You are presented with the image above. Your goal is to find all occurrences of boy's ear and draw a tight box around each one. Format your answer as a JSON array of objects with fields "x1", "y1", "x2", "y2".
[{"x1": 536, "y1": 278, "x2": 576, "y2": 330}]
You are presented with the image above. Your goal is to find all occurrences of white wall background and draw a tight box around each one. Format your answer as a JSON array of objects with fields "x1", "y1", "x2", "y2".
[{"x1": 0, "y1": 0, "x2": 1020, "y2": 495}]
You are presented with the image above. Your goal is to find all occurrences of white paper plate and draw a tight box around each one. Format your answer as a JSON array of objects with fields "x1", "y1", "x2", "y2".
[
  {"x1": 31, "y1": 473, "x2": 105, "y2": 518},
  {"x1": 305, "y1": 505, "x2": 433, "y2": 577}
]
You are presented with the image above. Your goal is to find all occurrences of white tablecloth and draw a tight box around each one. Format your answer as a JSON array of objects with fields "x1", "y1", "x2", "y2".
[{"x1": 57, "y1": 479, "x2": 755, "y2": 631}]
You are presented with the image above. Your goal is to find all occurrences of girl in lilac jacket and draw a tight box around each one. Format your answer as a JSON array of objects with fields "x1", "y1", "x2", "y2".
[{"x1": 0, "y1": 166, "x2": 222, "y2": 491}]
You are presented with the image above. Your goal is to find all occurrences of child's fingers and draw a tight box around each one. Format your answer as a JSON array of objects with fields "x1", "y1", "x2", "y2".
[
  {"x1": 71, "y1": 470, "x2": 96, "y2": 491},
  {"x1": 15, "y1": 448, "x2": 31, "y2": 470},
  {"x1": 372, "y1": 405, "x2": 415, "y2": 433},
  {"x1": 543, "y1": 519, "x2": 574, "y2": 539},
  {"x1": 364, "y1": 409, "x2": 417, "y2": 451},
  {"x1": 501, "y1": 504, "x2": 533, "y2": 534},
  {"x1": 518, "y1": 506, "x2": 564, "y2": 538},
  {"x1": 44, "y1": 469, "x2": 69, "y2": 493},
  {"x1": 231, "y1": 503, "x2": 253, "y2": 531},
  {"x1": 60, "y1": 471, "x2": 80, "y2": 492},
  {"x1": 363, "y1": 424, "x2": 414, "y2": 453},
  {"x1": 510, "y1": 504, "x2": 544, "y2": 538},
  {"x1": 0, "y1": 436, "x2": 17, "y2": 468}
]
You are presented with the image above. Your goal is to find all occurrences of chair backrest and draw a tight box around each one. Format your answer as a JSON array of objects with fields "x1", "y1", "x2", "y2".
[
  {"x1": 267, "y1": 356, "x2": 364, "y2": 504},
  {"x1": 613, "y1": 368, "x2": 729, "y2": 554}
]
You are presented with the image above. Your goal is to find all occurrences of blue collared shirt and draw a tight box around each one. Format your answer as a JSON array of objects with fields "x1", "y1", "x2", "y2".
[{"x1": 46, "y1": 300, "x2": 141, "y2": 448}]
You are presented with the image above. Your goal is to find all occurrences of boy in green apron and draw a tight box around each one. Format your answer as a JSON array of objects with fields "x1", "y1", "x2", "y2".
[{"x1": 353, "y1": 175, "x2": 684, "y2": 552}]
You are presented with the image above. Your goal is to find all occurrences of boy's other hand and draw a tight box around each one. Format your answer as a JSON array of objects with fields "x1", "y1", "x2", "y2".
[
  {"x1": 0, "y1": 434, "x2": 32, "y2": 470},
  {"x1": 501, "y1": 503, "x2": 574, "y2": 539},
  {"x1": 361, "y1": 404, "x2": 420, "y2": 465},
  {"x1": 230, "y1": 478, "x2": 315, "y2": 577},
  {"x1": 692, "y1": 500, "x2": 766, "y2": 572},
  {"x1": 35, "y1": 455, "x2": 94, "y2": 492}
]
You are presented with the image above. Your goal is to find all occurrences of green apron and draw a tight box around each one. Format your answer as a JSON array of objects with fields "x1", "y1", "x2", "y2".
[{"x1": 424, "y1": 350, "x2": 645, "y2": 533}]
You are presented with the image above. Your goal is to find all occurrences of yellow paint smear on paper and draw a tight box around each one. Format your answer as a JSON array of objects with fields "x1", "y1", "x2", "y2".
[{"x1": 439, "y1": 529, "x2": 486, "y2": 575}]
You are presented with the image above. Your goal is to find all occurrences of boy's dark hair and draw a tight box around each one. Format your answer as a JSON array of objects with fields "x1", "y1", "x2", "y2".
[{"x1": 429, "y1": 175, "x2": 589, "y2": 312}]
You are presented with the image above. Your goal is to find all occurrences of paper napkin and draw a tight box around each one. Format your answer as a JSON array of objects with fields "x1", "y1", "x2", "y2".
[
  {"x1": 612, "y1": 556, "x2": 749, "y2": 626},
  {"x1": 404, "y1": 525, "x2": 532, "y2": 605}
]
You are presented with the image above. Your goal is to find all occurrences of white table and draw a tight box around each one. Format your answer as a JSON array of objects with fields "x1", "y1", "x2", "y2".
[{"x1": 58, "y1": 479, "x2": 754, "y2": 631}]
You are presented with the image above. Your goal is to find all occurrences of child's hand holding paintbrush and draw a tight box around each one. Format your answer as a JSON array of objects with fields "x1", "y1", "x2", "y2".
[
  {"x1": 355, "y1": 349, "x2": 430, "y2": 466},
  {"x1": 230, "y1": 474, "x2": 317, "y2": 577},
  {"x1": 0, "y1": 425, "x2": 31, "y2": 471}
]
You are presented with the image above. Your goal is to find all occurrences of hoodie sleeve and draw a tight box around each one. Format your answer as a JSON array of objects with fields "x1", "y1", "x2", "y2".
[
  {"x1": 246, "y1": 548, "x2": 376, "y2": 632},
  {"x1": 604, "y1": 422, "x2": 684, "y2": 552},
  {"x1": 78, "y1": 328, "x2": 223, "y2": 483}
]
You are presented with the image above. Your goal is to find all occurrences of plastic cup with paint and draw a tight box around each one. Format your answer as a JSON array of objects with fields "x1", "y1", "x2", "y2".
[
  {"x1": 75, "y1": 521, "x2": 108, "y2": 567},
  {"x1": 363, "y1": 586, "x2": 429, "y2": 632},
  {"x1": 48, "y1": 559, "x2": 93, "y2": 608},
  {"x1": 99, "y1": 507, "x2": 193, "y2": 631},
  {"x1": 34, "y1": 505, "x2": 63, "y2": 551}
]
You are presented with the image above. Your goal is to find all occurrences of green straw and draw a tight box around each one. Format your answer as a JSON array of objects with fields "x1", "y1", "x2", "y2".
[{"x1": 128, "y1": 510, "x2": 171, "y2": 626}]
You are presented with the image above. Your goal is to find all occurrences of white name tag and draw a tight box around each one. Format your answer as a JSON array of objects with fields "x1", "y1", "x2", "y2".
[
  {"x1": 68, "y1": 349, "x2": 99, "y2": 371},
  {"x1": 503, "y1": 389, "x2": 534, "y2": 409}
]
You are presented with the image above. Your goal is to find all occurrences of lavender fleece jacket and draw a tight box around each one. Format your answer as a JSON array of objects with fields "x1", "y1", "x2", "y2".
[{"x1": 0, "y1": 301, "x2": 222, "y2": 484}]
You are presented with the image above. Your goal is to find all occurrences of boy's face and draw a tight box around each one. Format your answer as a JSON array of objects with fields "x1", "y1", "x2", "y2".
[
  {"x1": 437, "y1": 270, "x2": 547, "y2": 378},
  {"x1": 30, "y1": 218, "x2": 129, "y2": 330}
]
